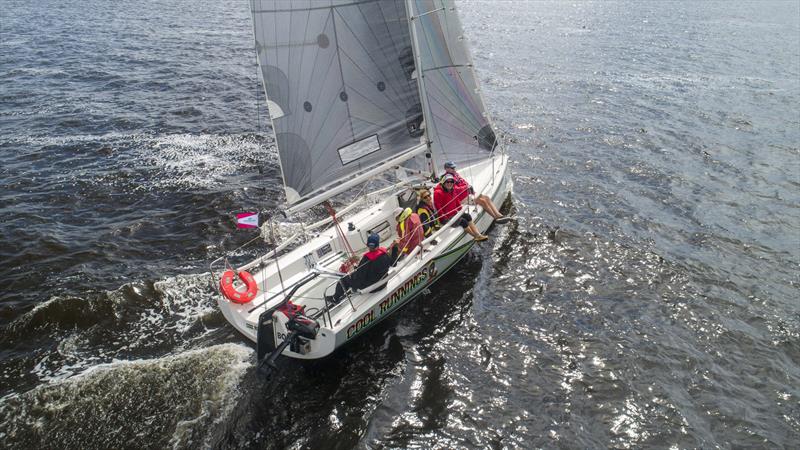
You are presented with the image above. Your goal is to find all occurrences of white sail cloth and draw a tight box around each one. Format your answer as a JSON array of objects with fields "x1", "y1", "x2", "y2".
[
  {"x1": 250, "y1": 0, "x2": 497, "y2": 211},
  {"x1": 251, "y1": 0, "x2": 423, "y2": 205}
]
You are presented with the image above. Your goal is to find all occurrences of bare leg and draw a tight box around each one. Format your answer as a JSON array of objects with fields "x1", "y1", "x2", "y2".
[
  {"x1": 476, "y1": 195, "x2": 502, "y2": 219},
  {"x1": 464, "y1": 223, "x2": 479, "y2": 238},
  {"x1": 466, "y1": 222, "x2": 487, "y2": 240},
  {"x1": 482, "y1": 195, "x2": 503, "y2": 217},
  {"x1": 474, "y1": 197, "x2": 492, "y2": 217}
]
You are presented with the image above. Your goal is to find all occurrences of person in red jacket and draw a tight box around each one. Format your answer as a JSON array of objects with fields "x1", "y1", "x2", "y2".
[
  {"x1": 434, "y1": 173, "x2": 488, "y2": 241},
  {"x1": 442, "y1": 161, "x2": 511, "y2": 224},
  {"x1": 392, "y1": 206, "x2": 424, "y2": 257}
]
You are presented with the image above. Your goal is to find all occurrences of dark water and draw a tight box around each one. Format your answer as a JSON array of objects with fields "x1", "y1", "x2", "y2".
[{"x1": 1, "y1": 0, "x2": 799, "y2": 448}]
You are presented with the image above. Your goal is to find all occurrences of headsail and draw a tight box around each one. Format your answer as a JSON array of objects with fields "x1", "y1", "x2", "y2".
[
  {"x1": 406, "y1": 0, "x2": 497, "y2": 169},
  {"x1": 251, "y1": 0, "x2": 425, "y2": 210}
]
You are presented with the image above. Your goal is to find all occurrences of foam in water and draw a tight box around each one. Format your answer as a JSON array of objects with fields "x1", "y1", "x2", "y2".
[
  {"x1": 0, "y1": 344, "x2": 253, "y2": 449},
  {"x1": 24, "y1": 273, "x2": 223, "y2": 382},
  {"x1": 138, "y1": 133, "x2": 272, "y2": 190}
]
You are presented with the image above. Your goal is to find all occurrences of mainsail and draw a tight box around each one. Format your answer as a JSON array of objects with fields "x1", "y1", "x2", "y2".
[
  {"x1": 406, "y1": 0, "x2": 497, "y2": 169},
  {"x1": 251, "y1": 0, "x2": 425, "y2": 210}
]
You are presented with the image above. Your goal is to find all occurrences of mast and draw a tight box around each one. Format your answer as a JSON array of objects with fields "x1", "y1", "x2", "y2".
[{"x1": 405, "y1": 0, "x2": 440, "y2": 174}]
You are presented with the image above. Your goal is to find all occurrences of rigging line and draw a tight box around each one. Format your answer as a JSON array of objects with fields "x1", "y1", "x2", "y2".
[
  {"x1": 426, "y1": 123, "x2": 483, "y2": 148},
  {"x1": 412, "y1": 6, "x2": 446, "y2": 19},
  {"x1": 324, "y1": 202, "x2": 357, "y2": 260},
  {"x1": 422, "y1": 63, "x2": 472, "y2": 72},
  {"x1": 254, "y1": 42, "x2": 261, "y2": 134},
  {"x1": 269, "y1": 218, "x2": 286, "y2": 295},
  {"x1": 251, "y1": 2, "x2": 260, "y2": 133}
]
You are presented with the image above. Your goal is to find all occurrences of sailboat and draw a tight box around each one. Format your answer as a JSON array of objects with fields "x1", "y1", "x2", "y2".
[{"x1": 212, "y1": 0, "x2": 512, "y2": 366}]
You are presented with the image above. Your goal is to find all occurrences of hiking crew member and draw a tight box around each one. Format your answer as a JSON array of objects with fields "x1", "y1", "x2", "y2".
[
  {"x1": 441, "y1": 161, "x2": 511, "y2": 224},
  {"x1": 434, "y1": 173, "x2": 488, "y2": 241}
]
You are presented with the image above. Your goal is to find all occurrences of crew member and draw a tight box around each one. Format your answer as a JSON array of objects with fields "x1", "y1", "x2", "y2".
[
  {"x1": 328, "y1": 233, "x2": 392, "y2": 304},
  {"x1": 441, "y1": 161, "x2": 511, "y2": 223},
  {"x1": 415, "y1": 188, "x2": 440, "y2": 237},
  {"x1": 392, "y1": 206, "x2": 424, "y2": 256},
  {"x1": 434, "y1": 173, "x2": 487, "y2": 241}
]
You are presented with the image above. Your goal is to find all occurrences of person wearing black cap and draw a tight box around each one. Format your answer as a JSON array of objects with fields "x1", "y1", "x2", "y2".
[
  {"x1": 327, "y1": 232, "x2": 392, "y2": 304},
  {"x1": 442, "y1": 161, "x2": 511, "y2": 224}
]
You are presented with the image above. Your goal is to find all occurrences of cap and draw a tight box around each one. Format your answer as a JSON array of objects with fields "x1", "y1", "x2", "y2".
[
  {"x1": 367, "y1": 232, "x2": 380, "y2": 248},
  {"x1": 444, "y1": 161, "x2": 456, "y2": 169},
  {"x1": 442, "y1": 173, "x2": 456, "y2": 183},
  {"x1": 393, "y1": 207, "x2": 404, "y2": 218}
]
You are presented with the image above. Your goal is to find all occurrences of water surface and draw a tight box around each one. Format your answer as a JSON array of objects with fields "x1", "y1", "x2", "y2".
[{"x1": 1, "y1": 0, "x2": 798, "y2": 448}]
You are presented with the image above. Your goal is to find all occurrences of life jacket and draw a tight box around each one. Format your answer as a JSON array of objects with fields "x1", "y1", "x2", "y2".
[
  {"x1": 416, "y1": 202, "x2": 440, "y2": 236},
  {"x1": 351, "y1": 247, "x2": 391, "y2": 290},
  {"x1": 396, "y1": 208, "x2": 423, "y2": 254},
  {"x1": 363, "y1": 247, "x2": 387, "y2": 261},
  {"x1": 396, "y1": 207, "x2": 412, "y2": 237}
]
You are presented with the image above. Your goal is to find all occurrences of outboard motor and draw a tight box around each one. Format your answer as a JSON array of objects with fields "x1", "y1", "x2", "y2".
[{"x1": 275, "y1": 301, "x2": 319, "y2": 355}]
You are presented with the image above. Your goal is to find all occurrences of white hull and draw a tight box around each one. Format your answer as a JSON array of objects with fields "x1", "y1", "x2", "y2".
[{"x1": 215, "y1": 153, "x2": 512, "y2": 360}]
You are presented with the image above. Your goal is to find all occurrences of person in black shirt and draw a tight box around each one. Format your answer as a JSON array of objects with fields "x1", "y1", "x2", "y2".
[{"x1": 328, "y1": 233, "x2": 391, "y2": 304}]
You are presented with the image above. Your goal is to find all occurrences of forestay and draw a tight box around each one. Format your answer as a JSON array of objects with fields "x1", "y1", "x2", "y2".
[
  {"x1": 251, "y1": 0, "x2": 426, "y2": 209},
  {"x1": 407, "y1": 0, "x2": 497, "y2": 169}
]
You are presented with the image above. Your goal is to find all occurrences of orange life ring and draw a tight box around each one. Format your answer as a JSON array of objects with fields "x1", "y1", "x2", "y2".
[{"x1": 219, "y1": 270, "x2": 258, "y2": 304}]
